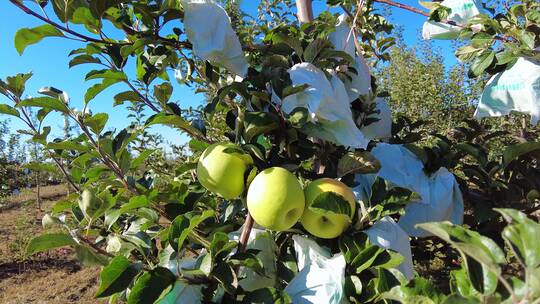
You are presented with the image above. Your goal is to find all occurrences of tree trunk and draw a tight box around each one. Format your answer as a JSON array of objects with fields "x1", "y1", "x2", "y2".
[{"x1": 36, "y1": 172, "x2": 42, "y2": 210}]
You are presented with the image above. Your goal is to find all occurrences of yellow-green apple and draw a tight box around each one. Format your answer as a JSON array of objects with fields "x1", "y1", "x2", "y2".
[
  {"x1": 246, "y1": 167, "x2": 305, "y2": 231},
  {"x1": 196, "y1": 143, "x2": 253, "y2": 199},
  {"x1": 300, "y1": 178, "x2": 356, "y2": 239}
]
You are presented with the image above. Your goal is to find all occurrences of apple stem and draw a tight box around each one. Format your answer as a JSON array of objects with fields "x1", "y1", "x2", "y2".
[{"x1": 238, "y1": 212, "x2": 254, "y2": 252}]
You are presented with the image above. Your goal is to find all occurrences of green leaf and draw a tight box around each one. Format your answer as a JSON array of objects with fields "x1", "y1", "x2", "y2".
[
  {"x1": 287, "y1": 107, "x2": 309, "y2": 128},
  {"x1": 229, "y1": 251, "x2": 265, "y2": 275},
  {"x1": 470, "y1": 51, "x2": 495, "y2": 77},
  {"x1": 382, "y1": 277, "x2": 443, "y2": 304},
  {"x1": 153, "y1": 82, "x2": 173, "y2": 106},
  {"x1": 309, "y1": 191, "x2": 352, "y2": 217},
  {"x1": 69, "y1": 55, "x2": 102, "y2": 68},
  {"x1": 85, "y1": 112, "x2": 109, "y2": 134},
  {"x1": 418, "y1": 1, "x2": 440, "y2": 10},
  {"x1": 417, "y1": 222, "x2": 505, "y2": 274},
  {"x1": 17, "y1": 97, "x2": 69, "y2": 113},
  {"x1": 168, "y1": 210, "x2": 214, "y2": 251},
  {"x1": 113, "y1": 91, "x2": 141, "y2": 106},
  {"x1": 502, "y1": 141, "x2": 540, "y2": 168},
  {"x1": 146, "y1": 113, "x2": 203, "y2": 137},
  {"x1": 209, "y1": 232, "x2": 237, "y2": 259},
  {"x1": 495, "y1": 209, "x2": 540, "y2": 268},
  {"x1": 456, "y1": 45, "x2": 481, "y2": 62},
  {"x1": 127, "y1": 267, "x2": 176, "y2": 304},
  {"x1": 85, "y1": 78, "x2": 122, "y2": 104},
  {"x1": 47, "y1": 140, "x2": 90, "y2": 152},
  {"x1": 119, "y1": 196, "x2": 149, "y2": 214},
  {"x1": 188, "y1": 139, "x2": 210, "y2": 152},
  {"x1": 1, "y1": 72, "x2": 33, "y2": 98},
  {"x1": 242, "y1": 288, "x2": 291, "y2": 304},
  {"x1": 26, "y1": 233, "x2": 76, "y2": 256},
  {"x1": 85, "y1": 69, "x2": 127, "y2": 81},
  {"x1": 303, "y1": 38, "x2": 329, "y2": 63},
  {"x1": 455, "y1": 143, "x2": 488, "y2": 166},
  {"x1": 243, "y1": 112, "x2": 280, "y2": 142},
  {"x1": 15, "y1": 25, "x2": 64, "y2": 55},
  {"x1": 78, "y1": 189, "x2": 113, "y2": 222},
  {"x1": 212, "y1": 262, "x2": 238, "y2": 295},
  {"x1": 51, "y1": 0, "x2": 86, "y2": 22},
  {"x1": 344, "y1": 275, "x2": 363, "y2": 299},
  {"x1": 95, "y1": 256, "x2": 143, "y2": 298},
  {"x1": 0, "y1": 104, "x2": 20, "y2": 117},
  {"x1": 32, "y1": 126, "x2": 51, "y2": 145},
  {"x1": 75, "y1": 245, "x2": 109, "y2": 266},
  {"x1": 470, "y1": 33, "x2": 493, "y2": 49},
  {"x1": 24, "y1": 162, "x2": 57, "y2": 173},
  {"x1": 337, "y1": 151, "x2": 381, "y2": 177},
  {"x1": 71, "y1": 7, "x2": 101, "y2": 33}
]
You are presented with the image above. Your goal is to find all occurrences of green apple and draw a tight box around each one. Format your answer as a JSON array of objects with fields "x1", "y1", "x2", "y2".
[
  {"x1": 247, "y1": 167, "x2": 305, "y2": 231},
  {"x1": 300, "y1": 178, "x2": 356, "y2": 239},
  {"x1": 196, "y1": 143, "x2": 253, "y2": 199}
]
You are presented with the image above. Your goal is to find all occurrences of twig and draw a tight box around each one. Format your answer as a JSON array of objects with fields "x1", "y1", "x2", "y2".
[
  {"x1": 237, "y1": 213, "x2": 254, "y2": 253},
  {"x1": 373, "y1": 0, "x2": 430, "y2": 17},
  {"x1": 124, "y1": 80, "x2": 161, "y2": 113},
  {"x1": 372, "y1": 0, "x2": 512, "y2": 42},
  {"x1": 77, "y1": 234, "x2": 115, "y2": 258}
]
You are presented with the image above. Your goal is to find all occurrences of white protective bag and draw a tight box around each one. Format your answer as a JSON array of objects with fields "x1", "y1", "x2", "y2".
[
  {"x1": 181, "y1": 0, "x2": 248, "y2": 77},
  {"x1": 365, "y1": 216, "x2": 414, "y2": 280},
  {"x1": 370, "y1": 143, "x2": 431, "y2": 202},
  {"x1": 328, "y1": 14, "x2": 372, "y2": 101},
  {"x1": 422, "y1": 0, "x2": 484, "y2": 40},
  {"x1": 353, "y1": 143, "x2": 464, "y2": 237},
  {"x1": 281, "y1": 63, "x2": 369, "y2": 149},
  {"x1": 328, "y1": 14, "x2": 355, "y2": 58},
  {"x1": 285, "y1": 235, "x2": 346, "y2": 304},
  {"x1": 360, "y1": 98, "x2": 393, "y2": 140},
  {"x1": 229, "y1": 227, "x2": 278, "y2": 291},
  {"x1": 398, "y1": 167, "x2": 464, "y2": 237},
  {"x1": 474, "y1": 57, "x2": 540, "y2": 125}
]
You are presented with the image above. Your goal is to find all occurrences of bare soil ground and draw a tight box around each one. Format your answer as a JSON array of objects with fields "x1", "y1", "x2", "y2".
[{"x1": 0, "y1": 185, "x2": 103, "y2": 303}]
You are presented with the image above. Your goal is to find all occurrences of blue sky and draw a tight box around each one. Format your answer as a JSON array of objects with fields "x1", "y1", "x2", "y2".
[{"x1": 0, "y1": 0, "x2": 457, "y2": 148}]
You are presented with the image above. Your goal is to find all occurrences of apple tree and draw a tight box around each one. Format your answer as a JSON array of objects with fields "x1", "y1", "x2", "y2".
[{"x1": 1, "y1": 0, "x2": 539, "y2": 303}]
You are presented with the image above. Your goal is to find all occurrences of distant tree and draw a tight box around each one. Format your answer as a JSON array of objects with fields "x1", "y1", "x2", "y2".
[{"x1": 375, "y1": 36, "x2": 484, "y2": 134}]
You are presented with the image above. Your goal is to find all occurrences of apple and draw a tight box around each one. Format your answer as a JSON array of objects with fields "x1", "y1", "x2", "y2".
[
  {"x1": 196, "y1": 143, "x2": 253, "y2": 199},
  {"x1": 300, "y1": 178, "x2": 356, "y2": 239},
  {"x1": 246, "y1": 167, "x2": 305, "y2": 231}
]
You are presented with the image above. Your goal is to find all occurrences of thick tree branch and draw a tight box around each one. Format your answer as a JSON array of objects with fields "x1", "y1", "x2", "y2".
[{"x1": 296, "y1": 0, "x2": 314, "y2": 23}]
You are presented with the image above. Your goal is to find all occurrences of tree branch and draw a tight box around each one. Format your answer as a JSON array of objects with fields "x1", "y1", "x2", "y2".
[
  {"x1": 296, "y1": 0, "x2": 314, "y2": 23},
  {"x1": 78, "y1": 233, "x2": 115, "y2": 258},
  {"x1": 8, "y1": 0, "x2": 129, "y2": 45},
  {"x1": 373, "y1": 0, "x2": 430, "y2": 17},
  {"x1": 237, "y1": 213, "x2": 254, "y2": 253},
  {"x1": 372, "y1": 0, "x2": 512, "y2": 42}
]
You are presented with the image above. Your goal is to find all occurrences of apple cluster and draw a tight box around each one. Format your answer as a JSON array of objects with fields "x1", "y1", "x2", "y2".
[{"x1": 197, "y1": 143, "x2": 357, "y2": 239}]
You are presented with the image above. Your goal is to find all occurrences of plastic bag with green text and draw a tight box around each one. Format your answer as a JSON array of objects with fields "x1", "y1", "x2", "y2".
[
  {"x1": 422, "y1": 0, "x2": 484, "y2": 40},
  {"x1": 474, "y1": 57, "x2": 540, "y2": 125}
]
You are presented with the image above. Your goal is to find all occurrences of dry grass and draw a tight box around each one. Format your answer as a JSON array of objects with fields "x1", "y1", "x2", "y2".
[
  {"x1": 1, "y1": 184, "x2": 71, "y2": 212},
  {"x1": 0, "y1": 186, "x2": 103, "y2": 303}
]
